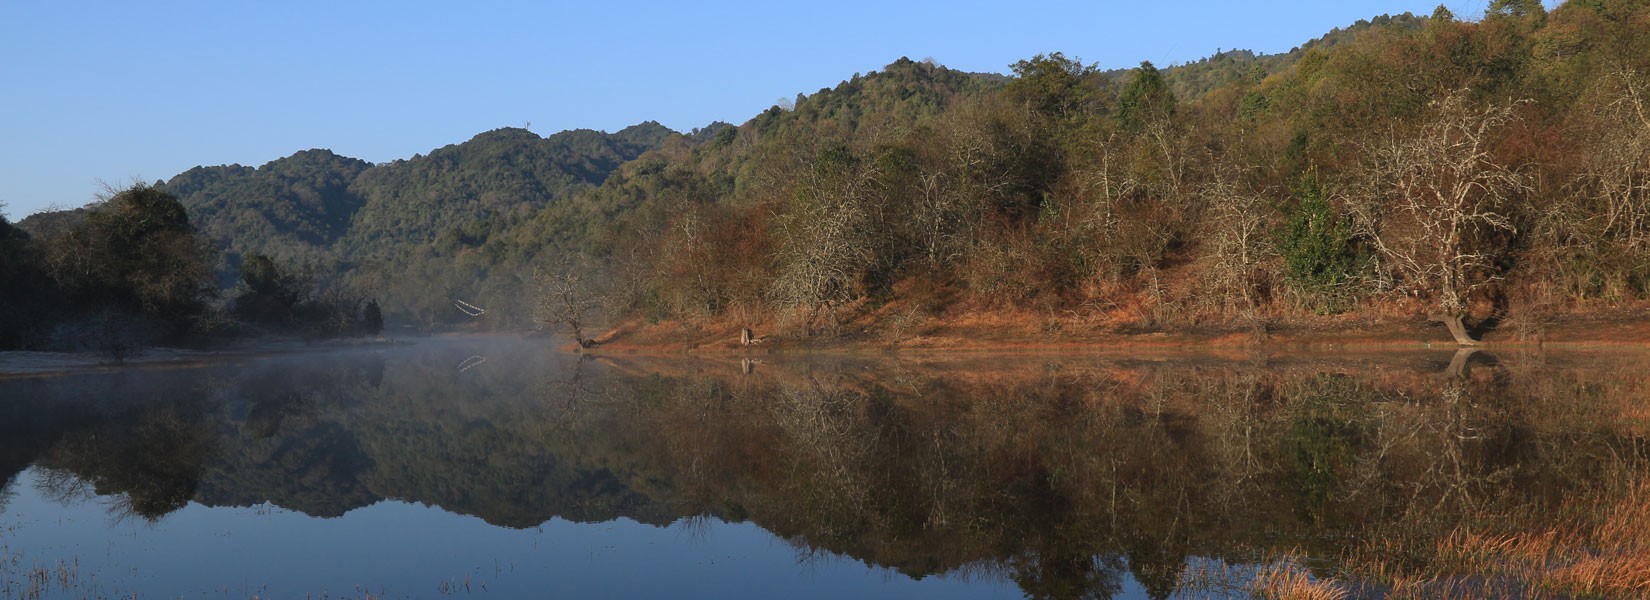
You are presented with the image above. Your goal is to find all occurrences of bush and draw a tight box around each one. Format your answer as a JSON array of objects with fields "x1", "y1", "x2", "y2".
[{"x1": 1278, "y1": 176, "x2": 1363, "y2": 310}]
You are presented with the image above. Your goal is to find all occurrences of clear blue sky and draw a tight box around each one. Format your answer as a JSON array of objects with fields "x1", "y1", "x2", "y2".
[{"x1": 0, "y1": 1, "x2": 1538, "y2": 219}]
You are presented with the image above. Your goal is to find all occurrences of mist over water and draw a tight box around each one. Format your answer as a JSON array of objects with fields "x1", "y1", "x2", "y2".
[{"x1": 1, "y1": 340, "x2": 1646, "y2": 598}]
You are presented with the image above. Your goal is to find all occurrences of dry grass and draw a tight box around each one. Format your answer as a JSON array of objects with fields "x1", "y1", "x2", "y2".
[
  {"x1": 1248, "y1": 557, "x2": 1349, "y2": 600},
  {"x1": 1338, "y1": 481, "x2": 1650, "y2": 599}
]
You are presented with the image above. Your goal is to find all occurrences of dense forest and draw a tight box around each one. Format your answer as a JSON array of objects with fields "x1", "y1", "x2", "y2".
[{"x1": 5, "y1": 0, "x2": 1650, "y2": 351}]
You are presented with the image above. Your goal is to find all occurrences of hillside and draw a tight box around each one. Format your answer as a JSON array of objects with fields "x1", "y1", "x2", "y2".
[
  {"x1": 161, "y1": 150, "x2": 372, "y2": 276},
  {"x1": 342, "y1": 122, "x2": 674, "y2": 255},
  {"x1": 7, "y1": 1, "x2": 1650, "y2": 352},
  {"x1": 571, "y1": 0, "x2": 1650, "y2": 349},
  {"x1": 1116, "y1": 12, "x2": 1428, "y2": 101}
]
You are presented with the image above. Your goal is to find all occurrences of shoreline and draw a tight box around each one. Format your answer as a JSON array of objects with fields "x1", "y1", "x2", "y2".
[
  {"x1": 8, "y1": 310, "x2": 1650, "y2": 379},
  {"x1": 0, "y1": 336, "x2": 412, "y2": 380},
  {"x1": 580, "y1": 308, "x2": 1650, "y2": 357}
]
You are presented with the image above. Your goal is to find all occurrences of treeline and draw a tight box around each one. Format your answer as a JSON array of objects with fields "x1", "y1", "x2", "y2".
[
  {"x1": 155, "y1": 123, "x2": 677, "y2": 328},
  {"x1": 577, "y1": 0, "x2": 1650, "y2": 343},
  {"x1": 12, "y1": 1, "x2": 1648, "y2": 343},
  {"x1": 0, "y1": 186, "x2": 380, "y2": 354}
]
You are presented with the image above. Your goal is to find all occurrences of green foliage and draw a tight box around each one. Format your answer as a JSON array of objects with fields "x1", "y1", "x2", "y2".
[
  {"x1": 1282, "y1": 376, "x2": 1369, "y2": 523},
  {"x1": 23, "y1": 3, "x2": 1650, "y2": 343},
  {"x1": 1117, "y1": 61, "x2": 1176, "y2": 131},
  {"x1": 1278, "y1": 175, "x2": 1362, "y2": 302},
  {"x1": 161, "y1": 150, "x2": 371, "y2": 287},
  {"x1": 45, "y1": 185, "x2": 218, "y2": 342},
  {"x1": 0, "y1": 210, "x2": 46, "y2": 348},
  {"x1": 1488, "y1": 0, "x2": 1546, "y2": 18},
  {"x1": 1006, "y1": 52, "x2": 1101, "y2": 120},
  {"x1": 233, "y1": 252, "x2": 383, "y2": 338}
]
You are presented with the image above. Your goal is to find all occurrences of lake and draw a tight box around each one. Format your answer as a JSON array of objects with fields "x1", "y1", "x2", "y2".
[{"x1": 1, "y1": 338, "x2": 1647, "y2": 599}]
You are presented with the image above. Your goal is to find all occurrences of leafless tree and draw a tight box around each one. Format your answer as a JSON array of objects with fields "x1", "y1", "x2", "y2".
[
  {"x1": 1557, "y1": 65, "x2": 1650, "y2": 255},
  {"x1": 767, "y1": 149, "x2": 878, "y2": 335},
  {"x1": 1352, "y1": 90, "x2": 1530, "y2": 345},
  {"x1": 1574, "y1": 66, "x2": 1650, "y2": 251},
  {"x1": 1200, "y1": 164, "x2": 1277, "y2": 322},
  {"x1": 535, "y1": 256, "x2": 603, "y2": 348},
  {"x1": 1527, "y1": 66, "x2": 1650, "y2": 303}
]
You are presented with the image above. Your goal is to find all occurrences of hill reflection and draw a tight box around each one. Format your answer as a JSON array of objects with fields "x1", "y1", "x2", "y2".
[{"x1": 2, "y1": 341, "x2": 1646, "y2": 598}]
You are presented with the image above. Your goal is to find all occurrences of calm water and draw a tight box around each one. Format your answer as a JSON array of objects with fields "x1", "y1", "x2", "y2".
[{"x1": 0, "y1": 339, "x2": 1646, "y2": 599}]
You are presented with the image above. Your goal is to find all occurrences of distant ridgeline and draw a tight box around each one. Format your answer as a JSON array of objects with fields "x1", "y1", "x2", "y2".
[
  {"x1": 157, "y1": 122, "x2": 677, "y2": 328},
  {"x1": 9, "y1": 0, "x2": 1650, "y2": 346}
]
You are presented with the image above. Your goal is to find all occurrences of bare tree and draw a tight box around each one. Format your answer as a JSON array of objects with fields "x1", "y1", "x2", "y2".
[
  {"x1": 1352, "y1": 91, "x2": 1530, "y2": 345},
  {"x1": 1529, "y1": 65, "x2": 1650, "y2": 302},
  {"x1": 535, "y1": 257, "x2": 603, "y2": 348},
  {"x1": 1199, "y1": 164, "x2": 1276, "y2": 322},
  {"x1": 1578, "y1": 65, "x2": 1650, "y2": 251},
  {"x1": 767, "y1": 147, "x2": 878, "y2": 335}
]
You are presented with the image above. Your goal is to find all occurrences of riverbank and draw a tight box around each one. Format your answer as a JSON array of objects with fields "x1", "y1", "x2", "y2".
[
  {"x1": 585, "y1": 304, "x2": 1650, "y2": 356},
  {"x1": 0, "y1": 336, "x2": 408, "y2": 380}
]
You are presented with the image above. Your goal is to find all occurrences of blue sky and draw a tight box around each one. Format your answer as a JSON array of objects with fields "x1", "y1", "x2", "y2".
[{"x1": 1, "y1": 1, "x2": 1540, "y2": 218}]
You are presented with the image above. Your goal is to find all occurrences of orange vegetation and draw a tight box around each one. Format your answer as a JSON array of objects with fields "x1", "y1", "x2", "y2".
[{"x1": 586, "y1": 299, "x2": 1650, "y2": 356}]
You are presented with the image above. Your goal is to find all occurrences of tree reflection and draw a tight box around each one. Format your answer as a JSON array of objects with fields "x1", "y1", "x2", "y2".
[
  {"x1": 2, "y1": 345, "x2": 1647, "y2": 598},
  {"x1": 38, "y1": 398, "x2": 216, "y2": 521}
]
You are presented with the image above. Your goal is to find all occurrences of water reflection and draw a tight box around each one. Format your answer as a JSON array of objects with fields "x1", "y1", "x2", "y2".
[{"x1": 1, "y1": 342, "x2": 1647, "y2": 598}]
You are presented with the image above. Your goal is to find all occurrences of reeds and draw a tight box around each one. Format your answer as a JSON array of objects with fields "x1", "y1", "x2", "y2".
[
  {"x1": 1331, "y1": 480, "x2": 1650, "y2": 599},
  {"x1": 1247, "y1": 556, "x2": 1349, "y2": 600}
]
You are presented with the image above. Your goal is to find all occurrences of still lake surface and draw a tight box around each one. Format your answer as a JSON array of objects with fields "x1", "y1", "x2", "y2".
[{"x1": 1, "y1": 338, "x2": 1646, "y2": 599}]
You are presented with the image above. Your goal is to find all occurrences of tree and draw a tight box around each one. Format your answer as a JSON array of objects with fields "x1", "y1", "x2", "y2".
[
  {"x1": 233, "y1": 253, "x2": 313, "y2": 327},
  {"x1": 767, "y1": 144, "x2": 878, "y2": 335},
  {"x1": 1118, "y1": 61, "x2": 1177, "y2": 132},
  {"x1": 1006, "y1": 52, "x2": 1100, "y2": 121},
  {"x1": 1280, "y1": 174, "x2": 1363, "y2": 304},
  {"x1": 43, "y1": 184, "x2": 216, "y2": 342},
  {"x1": 1201, "y1": 167, "x2": 1277, "y2": 320},
  {"x1": 1579, "y1": 66, "x2": 1650, "y2": 252},
  {"x1": 361, "y1": 300, "x2": 384, "y2": 336},
  {"x1": 1353, "y1": 91, "x2": 1529, "y2": 345},
  {"x1": 0, "y1": 207, "x2": 46, "y2": 349},
  {"x1": 1486, "y1": 0, "x2": 1545, "y2": 18},
  {"x1": 535, "y1": 256, "x2": 604, "y2": 348}
]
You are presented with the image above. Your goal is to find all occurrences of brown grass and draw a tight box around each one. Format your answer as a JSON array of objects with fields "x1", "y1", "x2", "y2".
[
  {"x1": 1344, "y1": 481, "x2": 1650, "y2": 599},
  {"x1": 1249, "y1": 557, "x2": 1349, "y2": 600},
  {"x1": 590, "y1": 296, "x2": 1650, "y2": 357}
]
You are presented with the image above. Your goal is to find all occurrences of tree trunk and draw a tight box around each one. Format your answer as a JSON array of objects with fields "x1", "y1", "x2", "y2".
[
  {"x1": 1430, "y1": 313, "x2": 1481, "y2": 346},
  {"x1": 740, "y1": 327, "x2": 753, "y2": 346}
]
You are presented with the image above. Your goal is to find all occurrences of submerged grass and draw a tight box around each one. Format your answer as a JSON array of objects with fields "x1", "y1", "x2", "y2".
[
  {"x1": 1428, "y1": 481, "x2": 1650, "y2": 598},
  {"x1": 1280, "y1": 480, "x2": 1650, "y2": 599}
]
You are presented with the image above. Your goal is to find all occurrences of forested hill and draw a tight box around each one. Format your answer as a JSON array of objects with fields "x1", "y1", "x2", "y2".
[
  {"x1": 1119, "y1": 12, "x2": 1428, "y2": 101},
  {"x1": 9, "y1": 0, "x2": 1650, "y2": 351},
  {"x1": 154, "y1": 122, "x2": 674, "y2": 271},
  {"x1": 542, "y1": 0, "x2": 1650, "y2": 348},
  {"x1": 161, "y1": 149, "x2": 372, "y2": 270},
  {"x1": 341, "y1": 122, "x2": 674, "y2": 255}
]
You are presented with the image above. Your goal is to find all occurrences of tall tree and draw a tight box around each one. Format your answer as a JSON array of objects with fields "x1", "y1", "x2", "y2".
[
  {"x1": 1006, "y1": 52, "x2": 1100, "y2": 121},
  {"x1": 1353, "y1": 92, "x2": 1528, "y2": 345},
  {"x1": 1487, "y1": 0, "x2": 1545, "y2": 18},
  {"x1": 44, "y1": 185, "x2": 217, "y2": 341},
  {"x1": 1118, "y1": 61, "x2": 1177, "y2": 132}
]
